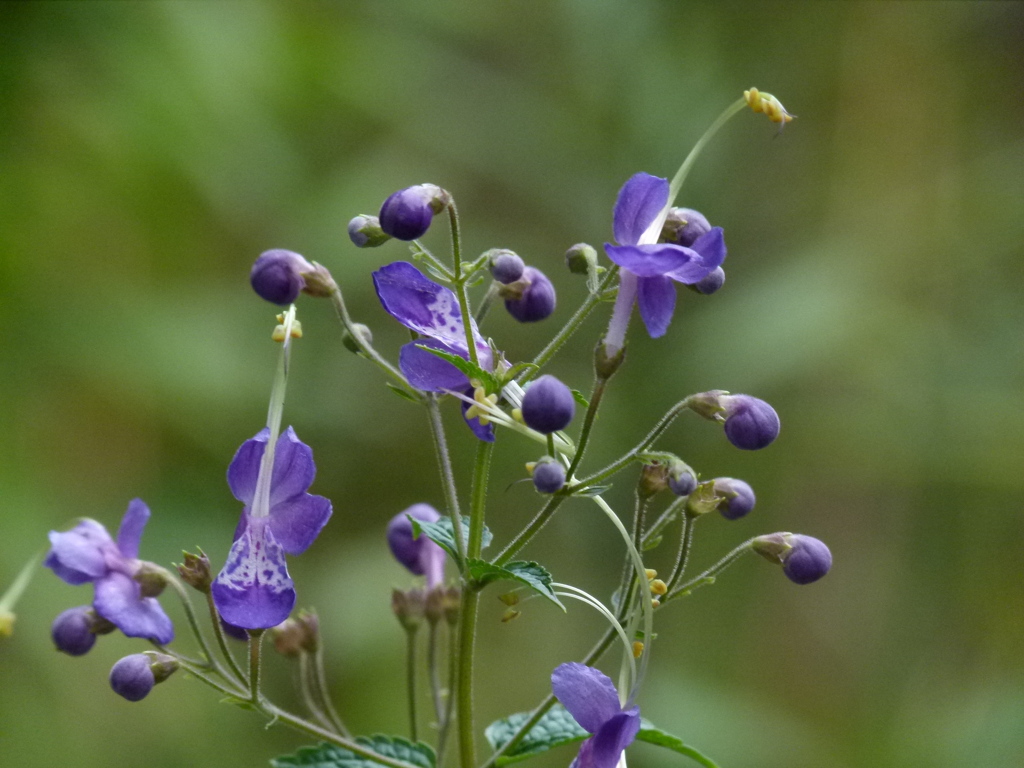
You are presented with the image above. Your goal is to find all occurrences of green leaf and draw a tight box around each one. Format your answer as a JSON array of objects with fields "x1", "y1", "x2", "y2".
[
  {"x1": 386, "y1": 382, "x2": 422, "y2": 403},
  {"x1": 570, "y1": 389, "x2": 590, "y2": 409},
  {"x1": 570, "y1": 485, "x2": 611, "y2": 497},
  {"x1": 484, "y1": 705, "x2": 587, "y2": 765},
  {"x1": 642, "y1": 534, "x2": 663, "y2": 551},
  {"x1": 483, "y1": 708, "x2": 719, "y2": 768},
  {"x1": 410, "y1": 515, "x2": 492, "y2": 561},
  {"x1": 465, "y1": 559, "x2": 565, "y2": 610},
  {"x1": 220, "y1": 695, "x2": 260, "y2": 712},
  {"x1": 636, "y1": 723, "x2": 721, "y2": 768},
  {"x1": 503, "y1": 361, "x2": 539, "y2": 381},
  {"x1": 271, "y1": 736, "x2": 436, "y2": 768},
  {"x1": 417, "y1": 344, "x2": 501, "y2": 393}
]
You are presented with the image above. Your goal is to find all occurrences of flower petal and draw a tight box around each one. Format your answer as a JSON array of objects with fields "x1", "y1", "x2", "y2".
[
  {"x1": 94, "y1": 572, "x2": 174, "y2": 644},
  {"x1": 551, "y1": 663, "x2": 622, "y2": 734},
  {"x1": 603, "y1": 243, "x2": 698, "y2": 278},
  {"x1": 116, "y1": 498, "x2": 150, "y2": 560},
  {"x1": 46, "y1": 520, "x2": 115, "y2": 584},
  {"x1": 269, "y1": 493, "x2": 332, "y2": 556},
  {"x1": 587, "y1": 709, "x2": 641, "y2": 768},
  {"x1": 373, "y1": 261, "x2": 484, "y2": 352},
  {"x1": 400, "y1": 340, "x2": 472, "y2": 393},
  {"x1": 613, "y1": 173, "x2": 668, "y2": 246},
  {"x1": 227, "y1": 428, "x2": 271, "y2": 505},
  {"x1": 269, "y1": 427, "x2": 316, "y2": 506},
  {"x1": 667, "y1": 227, "x2": 726, "y2": 283},
  {"x1": 636, "y1": 275, "x2": 676, "y2": 338},
  {"x1": 212, "y1": 517, "x2": 295, "y2": 630}
]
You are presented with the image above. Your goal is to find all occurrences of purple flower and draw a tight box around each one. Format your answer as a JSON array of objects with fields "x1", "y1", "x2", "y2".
[
  {"x1": 521, "y1": 375, "x2": 575, "y2": 434},
  {"x1": 604, "y1": 173, "x2": 726, "y2": 338},
  {"x1": 110, "y1": 654, "x2": 156, "y2": 701},
  {"x1": 531, "y1": 457, "x2": 566, "y2": 494},
  {"x1": 251, "y1": 249, "x2": 315, "y2": 306},
  {"x1": 783, "y1": 535, "x2": 832, "y2": 585},
  {"x1": 212, "y1": 427, "x2": 333, "y2": 630},
  {"x1": 372, "y1": 261, "x2": 496, "y2": 441},
  {"x1": 504, "y1": 267, "x2": 556, "y2": 323},
  {"x1": 551, "y1": 663, "x2": 641, "y2": 768},
  {"x1": 721, "y1": 395, "x2": 780, "y2": 450},
  {"x1": 388, "y1": 504, "x2": 446, "y2": 589},
  {"x1": 51, "y1": 606, "x2": 99, "y2": 656},
  {"x1": 379, "y1": 184, "x2": 449, "y2": 241},
  {"x1": 488, "y1": 249, "x2": 525, "y2": 284},
  {"x1": 45, "y1": 499, "x2": 174, "y2": 644},
  {"x1": 712, "y1": 477, "x2": 756, "y2": 520}
]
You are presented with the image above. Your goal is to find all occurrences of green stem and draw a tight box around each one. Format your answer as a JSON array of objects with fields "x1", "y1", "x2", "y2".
[
  {"x1": 406, "y1": 628, "x2": 419, "y2": 742},
  {"x1": 448, "y1": 202, "x2": 479, "y2": 368},
  {"x1": 329, "y1": 284, "x2": 418, "y2": 396},
  {"x1": 426, "y1": 396, "x2": 467, "y2": 569},
  {"x1": 299, "y1": 652, "x2": 333, "y2": 730},
  {"x1": 665, "y1": 539, "x2": 755, "y2": 602},
  {"x1": 248, "y1": 629, "x2": 265, "y2": 703},
  {"x1": 474, "y1": 283, "x2": 499, "y2": 325},
  {"x1": 665, "y1": 513, "x2": 697, "y2": 591},
  {"x1": 641, "y1": 496, "x2": 686, "y2": 549},
  {"x1": 437, "y1": 623, "x2": 459, "y2": 766},
  {"x1": 313, "y1": 646, "x2": 351, "y2": 737},
  {"x1": 565, "y1": 378, "x2": 608, "y2": 478},
  {"x1": 412, "y1": 240, "x2": 456, "y2": 281},
  {"x1": 168, "y1": 576, "x2": 220, "y2": 674},
  {"x1": 476, "y1": 628, "x2": 618, "y2": 768},
  {"x1": 572, "y1": 396, "x2": 695, "y2": 491},
  {"x1": 493, "y1": 495, "x2": 566, "y2": 567},
  {"x1": 668, "y1": 97, "x2": 748, "y2": 204},
  {"x1": 205, "y1": 591, "x2": 248, "y2": 684},
  {"x1": 521, "y1": 267, "x2": 619, "y2": 384},
  {"x1": 428, "y1": 622, "x2": 444, "y2": 725},
  {"x1": 457, "y1": 442, "x2": 493, "y2": 768},
  {"x1": 615, "y1": 493, "x2": 650, "y2": 621}
]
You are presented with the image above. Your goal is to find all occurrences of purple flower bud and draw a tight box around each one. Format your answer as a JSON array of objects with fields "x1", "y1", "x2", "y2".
[
  {"x1": 109, "y1": 654, "x2": 155, "y2": 701},
  {"x1": 712, "y1": 477, "x2": 756, "y2": 520},
  {"x1": 667, "y1": 465, "x2": 697, "y2": 496},
  {"x1": 347, "y1": 214, "x2": 392, "y2": 248},
  {"x1": 504, "y1": 267, "x2": 556, "y2": 323},
  {"x1": 488, "y1": 250, "x2": 525, "y2": 284},
  {"x1": 662, "y1": 207, "x2": 711, "y2": 247},
  {"x1": 379, "y1": 184, "x2": 449, "y2": 241},
  {"x1": 783, "y1": 535, "x2": 832, "y2": 585},
  {"x1": 532, "y1": 457, "x2": 566, "y2": 494},
  {"x1": 690, "y1": 266, "x2": 725, "y2": 295},
  {"x1": 521, "y1": 375, "x2": 575, "y2": 434},
  {"x1": 388, "y1": 504, "x2": 446, "y2": 588},
  {"x1": 721, "y1": 395, "x2": 780, "y2": 450},
  {"x1": 250, "y1": 249, "x2": 315, "y2": 306},
  {"x1": 52, "y1": 606, "x2": 97, "y2": 656}
]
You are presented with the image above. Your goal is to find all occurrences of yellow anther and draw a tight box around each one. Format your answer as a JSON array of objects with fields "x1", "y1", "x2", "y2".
[
  {"x1": 485, "y1": 394, "x2": 499, "y2": 407},
  {"x1": 512, "y1": 408, "x2": 524, "y2": 423},
  {"x1": 477, "y1": 415, "x2": 491, "y2": 426},
  {"x1": 272, "y1": 324, "x2": 287, "y2": 342},
  {"x1": 650, "y1": 579, "x2": 668, "y2": 596},
  {"x1": 525, "y1": 461, "x2": 537, "y2": 473},
  {"x1": 498, "y1": 593, "x2": 520, "y2": 607},
  {"x1": 651, "y1": 598, "x2": 661, "y2": 609},
  {"x1": 632, "y1": 641, "x2": 644, "y2": 659},
  {"x1": 271, "y1": 319, "x2": 303, "y2": 342},
  {"x1": 645, "y1": 568, "x2": 658, "y2": 581},
  {"x1": 0, "y1": 611, "x2": 15, "y2": 638},
  {"x1": 465, "y1": 405, "x2": 483, "y2": 420},
  {"x1": 744, "y1": 87, "x2": 764, "y2": 113},
  {"x1": 470, "y1": 378, "x2": 481, "y2": 389},
  {"x1": 744, "y1": 87, "x2": 794, "y2": 126},
  {"x1": 290, "y1": 320, "x2": 303, "y2": 338},
  {"x1": 501, "y1": 609, "x2": 521, "y2": 623},
  {"x1": 473, "y1": 387, "x2": 489, "y2": 404}
]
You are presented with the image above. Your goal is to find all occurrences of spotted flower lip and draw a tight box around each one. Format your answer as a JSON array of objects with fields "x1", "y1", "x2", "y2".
[
  {"x1": 212, "y1": 427, "x2": 333, "y2": 630},
  {"x1": 604, "y1": 173, "x2": 726, "y2": 338},
  {"x1": 552, "y1": 662, "x2": 641, "y2": 768},
  {"x1": 44, "y1": 499, "x2": 174, "y2": 644},
  {"x1": 373, "y1": 261, "x2": 496, "y2": 441}
]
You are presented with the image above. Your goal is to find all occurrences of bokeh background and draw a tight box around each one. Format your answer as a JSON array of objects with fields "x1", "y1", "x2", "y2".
[{"x1": 2, "y1": 2, "x2": 1022, "y2": 767}]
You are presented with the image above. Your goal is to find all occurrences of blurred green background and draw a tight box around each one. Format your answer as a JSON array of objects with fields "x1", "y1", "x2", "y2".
[{"x1": 2, "y1": 2, "x2": 1023, "y2": 767}]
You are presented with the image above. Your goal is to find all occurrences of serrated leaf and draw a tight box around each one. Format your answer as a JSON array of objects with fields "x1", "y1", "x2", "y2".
[
  {"x1": 570, "y1": 485, "x2": 611, "y2": 498},
  {"x1": 386, "y1": 382, "x2": 422, "y2": 403},
  {"x1": 466, "y1": 559, "x2": 565, "y2": 610},
  {"x1": 271, "y1": 736, "x2": 436, "y2": 768},
  {"x1": 570, "y1": 389, "x2": 590, "y2": 409},
  {"x1": 484, "y1": 705, "x2": 587, "y2": 765},
  {"x1": 410, "y1": 516, "x2": 492, "y2": 561},
  {"x1": 636, "y1": 723, "x2": 720, "y2": 768},
  {"x1": 417, "y1": 344, "x2": 501, "y2": 393}
]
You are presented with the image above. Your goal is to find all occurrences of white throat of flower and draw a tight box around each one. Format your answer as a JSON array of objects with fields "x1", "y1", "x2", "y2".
[{"x1": 251, "y1": 305, "x2": 298, "y2": 520}]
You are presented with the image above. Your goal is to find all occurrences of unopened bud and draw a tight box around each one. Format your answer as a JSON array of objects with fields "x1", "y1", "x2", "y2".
[
  {"x1": 347, "y1": 214, "x2": 392, "y2": 248},
  {"x1": 594, "y1": 341, "x2": 626, "y2": 380},
  {"x1": 443, "y1": 586, "x2": 461, "y2": 626},
  {"x1": 685, "y1": 390, "x2": 729, "y2": 421},
  {"x1": 299, "y1": 262, "x2": 337, "y2": 298},
  {"x1": 272, "y1": 618, "x2": 305, "y2": 658},
  {"x1": 487, "y1": 249, "x2": 525, "y2": 284},
  {"x1": 392, "y1": 587, "x2": 426, "y2": 632},
  {"x1": 685, "y1": 481, "x2": 725, "y2": 517},
  {"x1": 177, "y1": 550, "x2": 212, "y2": 593},
  {"x1": 638, "y1": 462, "x2": 670, "y2": 498},
  {"x1": 565, "y1": 243, "x2": 598, "y2": 275},
  {"x1": 133, "y1": 563, "x2": 170, "y2": 598},
  {"x1": 342, "y1": 323, "x2": 374, "y2": 354}
]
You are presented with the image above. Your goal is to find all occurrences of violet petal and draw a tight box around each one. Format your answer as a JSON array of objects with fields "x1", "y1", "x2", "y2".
[
  {"x1": 46, "y1": 520, "x2": 114, "y2": 584},
  {"x1": 399, "y1": 340, "x2": 472, "y2": 393},
  {"x1": 212, "y1": 517, "x2": 296, "y2": 630},
  {"x1": 268, "y1": 493, "x2": 333, "y2": 556},
  {"x1": 667, "y1": 227, "x2": 727, "y2": 283},
  {"x1": 227, "y1": 428, "x2": 270, "y2": 505},
  {"x1": 461, "y1": 390, "x2": 496, "y2": 442},
  {"x1": 269, "y1": 427, "x2": 316, "y2": 506},
  {"x1": 116, "y1": 498, "x2": 150, "y2": 560},
  {"x1": 604, "y1": 243, "x2": 699, "y2": 278},
  {"x1": 551, "y1": 662, "x2": 622, "y2": 734},
  {"x1": 94, "y1": 572, "x2": 174, "y2": 644},
  {"x1": 636, "y1": 275, "x2": 676, "y2": 338},
  {"x1": 588, "y1": 709, "x2": 641, "y2": 768},
  {"x1": 612, "y1": 173, "x2": 669, "y2": 246}
]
